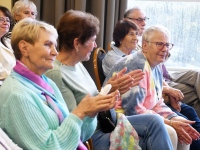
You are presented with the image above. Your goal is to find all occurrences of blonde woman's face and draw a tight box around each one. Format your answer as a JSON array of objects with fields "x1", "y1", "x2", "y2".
[
  {"x1": 15, "y1": 7, "x2": 36, "y2": 22},
  {"x1": 21, "y1": 29, "x2": 58, "y2": 75}
]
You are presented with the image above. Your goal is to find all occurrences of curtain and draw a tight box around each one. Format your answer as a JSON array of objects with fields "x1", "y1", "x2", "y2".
[{"x1": 12, "y1": 0, "x2": 128, "y2": 86}]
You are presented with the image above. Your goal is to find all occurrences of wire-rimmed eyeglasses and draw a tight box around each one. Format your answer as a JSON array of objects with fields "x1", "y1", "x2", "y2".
[
  {"x1": 145, "y1": 41, "x2": 174, "y2": 50},
  {"x1": 127, "y1": 17, "x2": 149, "y2": 23},
  {"x1": 0, "y1": 17, "x2": 10, "y2": 23}
]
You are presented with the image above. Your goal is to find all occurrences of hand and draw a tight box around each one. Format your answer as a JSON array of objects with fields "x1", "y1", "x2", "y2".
[
  {"x1": 107, "y1": 67, "x2": 144, "y2": 94},
  {"x1": 169, "y1": 96, "x2": 181, "y2": 112},
  {"x1": 72, "y1": 90, "x2": 119, "y2": 119},
  {"x1": 163, "y1": 86, "x2": 184, "y2": 101},
  {"x1": 171, "y1": 117, "x2": 200, "y2": 143}
]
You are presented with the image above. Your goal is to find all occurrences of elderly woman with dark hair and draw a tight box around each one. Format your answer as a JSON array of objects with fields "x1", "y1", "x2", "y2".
[
  {"x1": 45, "y1": 10, "x2": 174, "y2": 150},
  {"x1": 102, "y1": 19, "x2": 139, "y2": 77},
  {"x1": 0, "y1": 6, "x2": 15, "y2": 85}
]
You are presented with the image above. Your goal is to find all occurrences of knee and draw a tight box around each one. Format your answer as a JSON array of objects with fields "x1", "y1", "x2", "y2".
[{"x1": 149, "y1": 114, "x2": 164, "y2": 125}]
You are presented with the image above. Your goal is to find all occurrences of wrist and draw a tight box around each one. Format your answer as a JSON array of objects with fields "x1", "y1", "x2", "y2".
[
  {"x1": 170, "y1": 120, "x2": 173, "y2": 127},
  {"x1": 71, "y1": 109, "x2": 85, "y2": 120}
]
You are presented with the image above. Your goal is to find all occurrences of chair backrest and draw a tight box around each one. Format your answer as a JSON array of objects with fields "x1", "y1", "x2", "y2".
[{"x1": 93, "y1": 47, "x2": 106, "y2": 91}]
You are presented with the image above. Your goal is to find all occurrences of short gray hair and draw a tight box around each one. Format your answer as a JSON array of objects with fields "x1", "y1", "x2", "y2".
[
  {"x1": 12, "y1": 0, "x2": 37, "y2": 17},
  {"x1": 124, "y1": 6, "x2": 142, "y2": 18},
  {"x1": 142, "y1": 25, "x2": 171, "y2": 42},
  {"x1": 11, "y1": 18, "x2": 58, "y2": 60}
]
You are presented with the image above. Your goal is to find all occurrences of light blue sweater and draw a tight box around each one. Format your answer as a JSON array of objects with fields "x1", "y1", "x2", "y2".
[
  {"x1": 45, "y1": 60, "x2": 99, "y2": 112},
  {"x1": 0, "y1": 71, "x2": 96, "y2": 150}
]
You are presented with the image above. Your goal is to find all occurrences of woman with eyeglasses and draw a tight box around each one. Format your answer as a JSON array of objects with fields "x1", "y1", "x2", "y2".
[
  {"x1": 0, "y1": 6, "x2": 15, "y2": 86},
  {"x1": 12, "y1": 0, "x2": 37, "y2": 23},
  {"x1": 104, "y1": 25, "x2": 200, "y2": 150}
]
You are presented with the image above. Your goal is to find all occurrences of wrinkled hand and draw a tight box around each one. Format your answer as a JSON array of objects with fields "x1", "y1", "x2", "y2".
[
  {"x1": 171, "y1": 117, "x2": 200, "y2": 144},
  {"x1": 165, "y1": 86, "x2": 184, "y2": 101},
  {"x1": 169, "y1": 96, "x2": 181, "y2": 112},
  {"x1": 72, "y1": 90, "x2": 119, "y2": 119},
  {"x1": 107, "y1": 67, "x2": 144, "y2": 94}
]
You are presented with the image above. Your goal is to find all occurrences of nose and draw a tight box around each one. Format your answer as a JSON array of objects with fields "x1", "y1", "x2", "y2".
[
  {"x1": 94, "y1": 41, "x2": 97, "y2": 48},
  {"x1": 52, "y1": 46, "x2": 58, "y2": 56}
]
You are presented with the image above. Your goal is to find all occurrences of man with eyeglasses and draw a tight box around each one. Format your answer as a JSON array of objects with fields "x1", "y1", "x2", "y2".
[
  {"x1": 124, "y1": 6, "x2": 148, "y2": 37},
  {"x1": 124, "y1": 7, "x2": 200, "y2": 150}
]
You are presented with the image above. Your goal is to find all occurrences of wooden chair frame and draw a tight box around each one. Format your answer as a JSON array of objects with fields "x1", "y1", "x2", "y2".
[{"x1": 93, "y1": 47, "x2": 106, "y2": 91}]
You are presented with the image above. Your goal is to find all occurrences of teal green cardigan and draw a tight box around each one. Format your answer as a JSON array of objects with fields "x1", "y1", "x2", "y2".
[{"x1": 0, "y1": 71, "x2": 96, "y2": 150}]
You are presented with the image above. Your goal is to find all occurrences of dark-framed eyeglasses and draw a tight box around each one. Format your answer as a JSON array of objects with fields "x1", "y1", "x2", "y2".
[
  {"x1": 145, "y1": 41, "x2": 174, "y2": 50},
  {"x1": 127, "y1": 17, "x2": 149, "y2": 23},
  {"x1": 0, "y1": 17, "x2": 10, "y2": 23}
]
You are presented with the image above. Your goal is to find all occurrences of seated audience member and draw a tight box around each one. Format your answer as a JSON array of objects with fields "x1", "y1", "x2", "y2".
[
  {"x1": 0, "y1": 6, "x2": 15, "y2": 86},
  {"x1": 0, "y1": 18, "x2": 120, "y2": 149},
  {"x1": 163, "y1": 61, "x2": 200, "y2": 117},
  {"x1": 124, "y1": 6, "x2": 200, "y2": 117},
  {"x1": 162, "y1": 55, "x2": 200, "y2": 150},
  {"x1": 12, "y1": 0, "x2": 37, "y2": 23},
  {"x1": 124, "y1": 7, "x2": 200, "y2": 150},
  {"x1": 102, "y1": 19, "x2": 139, "y2": 77},
  {"x1": 45, "y1": 10, "x2": 174, "y2": 150},
  {"x1": 104, "y1": 25, "x2": 200, "y2": 150}
]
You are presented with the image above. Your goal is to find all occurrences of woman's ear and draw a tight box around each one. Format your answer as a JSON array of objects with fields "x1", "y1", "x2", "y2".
[
  {"x1": 18, "y1": 40, "x2": 29, "y2": 57},
  {"x1": 74, "y1": 38, "x2": 80, "y2": 52}
]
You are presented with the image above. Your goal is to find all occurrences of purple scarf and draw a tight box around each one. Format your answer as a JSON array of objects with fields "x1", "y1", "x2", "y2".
[{"x1": 13, "y1": 60, "x2": 87, "y2": 150}]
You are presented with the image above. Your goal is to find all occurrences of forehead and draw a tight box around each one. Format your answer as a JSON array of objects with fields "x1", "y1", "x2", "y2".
[
  {"x1": 21, "y1": 7, "x2": 35, "y2": 12},
  {"x1": 38, "y1": 29, "x2": 57, "y2": 45},
  {"x1": 0, "y1": 10, "x2": 5, "y2": 17},
  {"x1": 149, "y1": 31, "x2": 169, "y2": 42},
  {"x1": 128, "y1": 9, "x2": 145, "y2": 18}
]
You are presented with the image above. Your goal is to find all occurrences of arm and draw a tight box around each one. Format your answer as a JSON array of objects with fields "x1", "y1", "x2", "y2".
[
  {"x1": 4, "y1": 92, "x2": 85, "y2": 150},
  {"x1": 164, "y1": 116, "x2": 200, "y2": 145},
  {"x1": 163, "y1": 80, "x2": 183, "y2": 112},
  {"x1": 0, "y1": 39, "x2": 15, "y2": 80}
]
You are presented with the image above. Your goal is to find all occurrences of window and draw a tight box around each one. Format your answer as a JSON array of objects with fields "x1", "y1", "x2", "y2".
[{"x1": 127, "y1": 0, "x2": 200, "y2": 70}]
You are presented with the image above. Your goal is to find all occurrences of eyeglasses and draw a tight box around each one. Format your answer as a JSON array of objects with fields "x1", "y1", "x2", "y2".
[
  {"x1": 127, "y1": 17, "x2": 149, "y2": 23},
  {"x1": 145, "y1": 41, "x2": 174, "y2": 50},
  {"x1": 0, "y1": 17, "x2": 10, "y2": 23}
]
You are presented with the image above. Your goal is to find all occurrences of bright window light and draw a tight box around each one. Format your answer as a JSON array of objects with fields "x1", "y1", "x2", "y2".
[{"x1": 127, "y1": 0, "x2": 200, "y2": 69}]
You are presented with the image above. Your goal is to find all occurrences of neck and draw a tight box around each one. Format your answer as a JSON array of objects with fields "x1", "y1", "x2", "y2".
[
  {"x1": 57, "y1": 51, "x2": 78, "y2": 66},
  {"x1": 119, "y1": 45, "x2": 132, "y2": 55}
]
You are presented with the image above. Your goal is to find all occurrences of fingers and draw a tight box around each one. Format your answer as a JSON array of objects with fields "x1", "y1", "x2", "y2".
[
  {"x1": 127, "y1": 69, "x2": 143, "y2": 77},
  {"x1": 118, "y1": 67, "x2": 127, "y2": 77},
  {"x1": 177, "y1": 127, "x2": 192, "y2": 144},
  {"x1": 183, "y1": 124, "x2": 200, "y2": 140}
]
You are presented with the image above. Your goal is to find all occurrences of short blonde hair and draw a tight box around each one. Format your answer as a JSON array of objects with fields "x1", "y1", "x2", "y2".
[{"x1": 11, "y1": 18, "x2": 58, "y2": 60}]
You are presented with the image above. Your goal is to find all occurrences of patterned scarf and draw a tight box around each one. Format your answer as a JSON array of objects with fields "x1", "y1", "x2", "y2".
[{"x1": 13, "y1": 60, "x2": 87, "y2": 150}]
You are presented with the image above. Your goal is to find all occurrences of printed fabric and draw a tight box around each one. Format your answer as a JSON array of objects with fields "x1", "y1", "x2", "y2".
[{"x1": 110, "y1": 113, "x2": 141, "y2": 150}]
